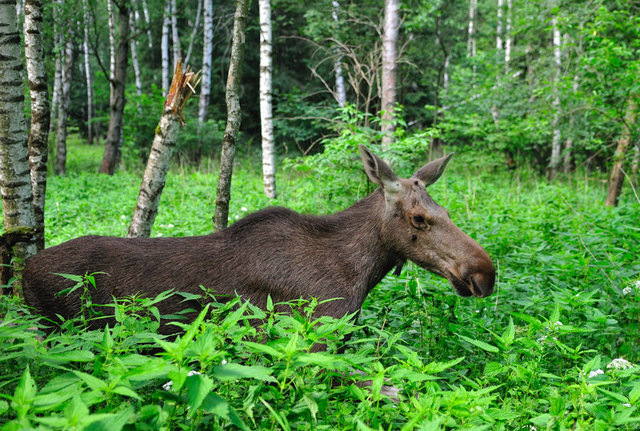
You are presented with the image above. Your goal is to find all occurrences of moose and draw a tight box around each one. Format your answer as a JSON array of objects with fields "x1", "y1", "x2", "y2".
[{"x1": 22, "y1": 145, "x2": 495, "y2": 332}]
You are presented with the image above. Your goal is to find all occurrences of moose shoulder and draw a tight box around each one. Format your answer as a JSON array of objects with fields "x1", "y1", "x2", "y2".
[{"x1": 22, "y1": 145, "x2": 495, "y2": 329}]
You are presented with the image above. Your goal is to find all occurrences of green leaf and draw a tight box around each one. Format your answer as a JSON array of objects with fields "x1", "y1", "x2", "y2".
[
  {"x1": 242, "y1": 341, "x2": 284, "y2": 359},
  {"x1": 85, "y1": 406, "x2": 134, "y2": 431},
  {"x1": 457, "y1": 334, "x2": 499, "y2": 353},
  {"x1": 212, "y1": 363, "x2": 276, "y2": 383},
  {"x1": 72, "y1": 371, "x2": 107, "y2": 392},
  {"x1": 186, "y1": 373, "x2": 214, "y2": 413},
  {"x1": 112, "y1": 386, "x2": 142, "y2": 401},
  {"x1": 12, "y1": 366, "x2": 37, "y2": 419},
  {"x1": 597, "y1": 387, "x2": 629, "y2": 403},
  {"x1": 43, "y1": 350, "x2": 95, "y2": 364},
  {"x1": 501, "y1": 317, "x2": 515, "y2": 347}
]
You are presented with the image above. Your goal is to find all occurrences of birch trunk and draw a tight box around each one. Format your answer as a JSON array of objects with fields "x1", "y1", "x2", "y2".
[
  {"x1": 259, "y1": 0, "x2": 276, "y2": 198},
  {"x1": 129, "y1": 62, "x2": 200, "y2": 237},
  {"x1": 55, "y1": 36, "x2": 73, "y2": 176},
  {"x1": 505, "y1": 0, "x2": 512, "y2": 69},
  {"x1": 0, "y1": 0, "x2": 37, "y2": 281},
  {"x1": 467, "y1": 0, "x2": 476, "y2": 58},
  {"x1": 198, "y1": 0, "x2": 213, "y2": 122},
  {"x1": 496, "y1": 0, "x2": 503, "y2": 50},
  {"x1": 82, "y1": 0, "x2": 95, "y2": 145},
  {"x1": 50, "y1": 3, "x2": 62, "y2": 135},
  {"x1": 605, "y1": 100, "x2": 637, "y2": 207},
  {"x1": 130, "y1": 13, "x2": 143, "y2": 97},
  {"x1": 24, "y1": 0, "x2": 50, "y2": 251},
  {"x1": 171, "y1": 0, "x2": 182, "y2": 67},
  {"x1": 161, "y1": 0, "x2": 171, "y2": 96},
  {"x1": 381, "y1": 0, "x2": 399, "y2": 149},
  {"x1": 332, "y1": 0, "x2": 346, "y2": 107},
  {"x1": 140, "y1": 0, "x2": 153, "y2": 49},
  {"x1": 214, "y1": 0, "x2": 249, "y2": 231},
  {"x1": 107, "y1": 0, "x2": 116, "y2": 84},
  {"x1": 631, "y1": 142, "x2": 639, "y2": 187},
  {"x1": 184, "y1": 0, "x2": 202, "y2": 65},
  {"x1": 100, "y1": 3, "x2": 130, "y2": 175},
  {"x1": 548, "y1": 16, "x2": 562, "y2": 179}
]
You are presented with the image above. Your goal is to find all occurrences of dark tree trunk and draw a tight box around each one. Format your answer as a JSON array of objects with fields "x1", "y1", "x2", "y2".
[
  {"x1": 100, "y1": 2, "x2": 130, "y2": 175},
  {"x1": 605, "y1": 100, "x2": 636, "y2": 207},
  {"x1": 213, "y1": 0, "x2": 249, "y2": 231}
]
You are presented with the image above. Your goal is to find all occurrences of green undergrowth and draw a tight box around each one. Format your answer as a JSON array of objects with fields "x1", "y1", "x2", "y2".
[{"x1": 1, "y1": 137, "x2": 639, "y2": 429}]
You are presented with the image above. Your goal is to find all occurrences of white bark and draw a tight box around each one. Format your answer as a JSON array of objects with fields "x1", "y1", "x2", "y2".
[
  {"x1": 548, "y1": 15, "x2": 562, "y2": 178},
  {"x1": 184, "y1": 0, "x2": 202, "y2": 66},
  {"x1": 82, "y1": 0, "x2": 94, "y2": 145},
  {"x1": 332, "y1": 0, "x2": 346, "y2": 107},
  {"x1": 140, "y1": 0, "x2": 153, "y2": 49},
  {"x1": 129, "y1": 62, "x2": 200, "y2": 237},
  {"x1": 259, "y1": 0, "x2": 276, "y2": 199},
  {"x1": 24, "y1": 0, "x2": 50, "y2": 251},
  {"x1": 505, "y1": 0, "x2": 512, "y2": 68},
  {"x1": 198, "y1": 0, "x2": 213, "y2": 123},
  {"x1": 496, "y1": 0, "x2": 503, "y2": 50},
  {"x1": 161, "y1": 0, "x2": 171, "y2": 96},
  {"x1": 0, "y1": 0, "x2": 37, "y2": 260},
  {"x1": 107, "y1": 0, "x2": 116, "y2": 84},
  {"x1": 55, "y1": 36, "x2": 74, "y2": 176},
  {"x1": 130, "y1": 13, "x2": 143, "y2": 97},
  {"x1": 381, "y1": 0, "x2": 399, "y2": 149},
  {"x1": 467, "y1": 0, "x2": 476, "y2": 58},
  {"x1": 50, "y1": 2, "x2": 62, "y2": 135},
  {"x1": 171, "y1": 0, "x2": 182, "y2": 67}
]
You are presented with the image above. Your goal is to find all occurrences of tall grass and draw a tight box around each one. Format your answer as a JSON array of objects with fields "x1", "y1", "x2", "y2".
[{"x1": 0, "y1": 138, "x2": 639, "y2": 429}]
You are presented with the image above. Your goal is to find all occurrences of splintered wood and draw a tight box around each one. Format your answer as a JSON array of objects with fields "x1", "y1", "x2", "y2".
[{"x1": 165, "y1": 60, "x2": 202, "y2": 122}]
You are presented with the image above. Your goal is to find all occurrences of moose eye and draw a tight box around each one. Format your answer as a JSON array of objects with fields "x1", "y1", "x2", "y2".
[{"x1": 412, "y1": 215, "x2": 425, "y2": 225}]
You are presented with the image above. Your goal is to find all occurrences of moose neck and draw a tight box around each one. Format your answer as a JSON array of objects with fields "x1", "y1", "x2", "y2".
[{"x1": 323, "y1": 189, "x2": 404, "y2": 303}]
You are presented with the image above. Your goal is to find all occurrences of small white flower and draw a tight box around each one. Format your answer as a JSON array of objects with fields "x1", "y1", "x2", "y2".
[
  {"x1": 120, "y1": 214, "x2": 126, "y2": 219},
  {"x1": 234, "y1": 215, "x2": 240, "y2": 220},
  {"x1": 636, "y1": 280, "x2": 640, "y2": 289},
  {"x1": 156, "y1": 233, "x2": 163, "y2": 237},
  {"x1": 607, "y1": 358, "x2": 634, "y2": 370},
  {"x1": 221, "y1": 359, "x2": 227, "y2": 365},
  {"x1": 162, "y1": 381, "x2": 173, "y2": 391},
  {"x1": 623, "y1": 403, "x2": 632, "y2": 408},
  {"x1": 537, "y1": 335, "x2": 547, "y2": 342},
  {"x1": 187, "y1": 370, "x2": 201, "y2": 377},
  {"x1": 553, "y1": 321, "x2": 563, "y2": 328},
  {"x1": 241, "y1": 206, "x2": 248, "y2": 212},
  {"x1": 623, "y1": 286, "x2": 634, "y2": 295},
  {"x1": 588, "y1": 369, "x2": 604, "y2": 378}
]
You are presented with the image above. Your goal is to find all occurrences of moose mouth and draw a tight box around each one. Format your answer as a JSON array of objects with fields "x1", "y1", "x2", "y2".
[{"x1": 424, "y1": 266, "x2": 493, "y2": 298}]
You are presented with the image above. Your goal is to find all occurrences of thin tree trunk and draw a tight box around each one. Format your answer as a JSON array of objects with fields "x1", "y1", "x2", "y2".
[
  {"x1": 505, "y1": 0, "x2": 512, "y2": 70},
  {"x1": 130, "y1": 13, "x2": 143, "y2": 97},
  {"x1": 55, "y1": 36, "x2": 73, "y2": 176},
  {"x1": 631, "y1": 142, "x2": 639, "y2": 187},
  {"x1": 548, "y1": 15, "x2": 562, "y2": 179},
  {"x1": 140, "y1": 0, "x2": 153, "y2": 49},
  {"x1": 82, "y1": 0, "x2": 94, "y2": 145},
  {"x1": 107, "y1": 0, "x2": 116, "y2": 84},
  {"x1": 100, "y1": 2, "x2": 130, "y2": 175},
  {"x1": 24, "y1": 0, "x2": 50, "y2": 251},
  {"x1": 563, "y1": 75, "x2": 579, "y2": 173},
  {"x1": 161, "y1": 0, "x2": 171, "y2": 96},
  {"x1": 381, "y1": 0, "x2": 399, "y2": 149},
  {"x1": 184, "y1": 0, "x2": 202, "y2": 66},
  {"x1": 332, "y1": 0, "x2": 346, "y2": 107},
  {"x1": 129, "y1": 62, "x2": 200, "y2": 237},
  {"x1": 605, "y1": 100, "x2": 637, "y2": 207},
  {"x1": 214, "y1": 0, "x2": 249, "y2": 231},
  {"x1": 467, "y1": 0, "x2": 476, "y2": 58},
  {"x1": 198, "y1": 0, "x2": 213, "y2": 122},
  {"x1": 259, "y1": 0, "x2": 276, "y2": 199},
  {"x1": 0, "y1": 0, "x2": 37, "y2": 285},
  {"x1": 496, "y1": 0, "x2": 503, "y2": 51},
  {"x1": 171, "y1": 0, "x2": 182, "y2": 67},
  {"x1": 50, "y1": 3, "x2": 62, "y2": 135}
]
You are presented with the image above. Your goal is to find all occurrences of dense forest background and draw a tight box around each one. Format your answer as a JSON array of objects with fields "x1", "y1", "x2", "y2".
[{"x1": 24, "y1": 0, "x2": 640, "y2": 183}]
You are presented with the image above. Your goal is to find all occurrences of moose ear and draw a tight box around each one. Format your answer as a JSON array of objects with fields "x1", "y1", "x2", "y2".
[
  {"x1": 413, "y1": 152, "x2": 454, "y2": 187},
  {"x1": 359, "y1": 145, "x2": 400, "y2": 192}
]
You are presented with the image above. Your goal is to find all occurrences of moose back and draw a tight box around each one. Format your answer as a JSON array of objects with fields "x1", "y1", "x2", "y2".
[{"x1": 22, "y1": 145, "x2": 495, "y2": 329}]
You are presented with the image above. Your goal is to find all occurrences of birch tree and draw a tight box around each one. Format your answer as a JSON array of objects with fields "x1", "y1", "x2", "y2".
[
  {"x1": 467, "y1": 0, "x2": 477, "y2": 58},
  {"x1": 214, "y1": 0, "x2": 249, "y2": 231},
  {"x1": 129, "y1": 62, "x2": 200, "y2": 237},
  {"x1": 548, "y1": 15, "x2": 562, "y2": 179},
  {"x1": 332, "y1": 0, "x2": 346, "y2": 107},
  {"x1": 130, "y1": 12, "x2": 143, "y2": 97},
  {"x1": 381, "y1": 0, "x2": 399, "y2": 149},
  {"x1": 184, "y1": 0, "x2": 202, "y2": 65},
  {"x1": 82, "y1": 0, "x2": 95, "y2": 145},
  {"x1": 24, "y1": 0, "x2": 50, "y2": 251},
  {"x1": 198, "y1": 0, "x2": 213, "y2": 122},
  {"x1": 0, "y1": 0, "x2": 37, "y2": 283},
  {"x1": 55, "y1": 35, "x2": 73, "y2": 176},
  {"x1": 161, "y1": 0, "x2": 171, "y2": 96},
  {"x1": 100, "y1": 1, "x2": 130, "y2": 174},
  {"x1": 605, "y1": 100, "x2": 637, "y2": 207},
  {"x1": 259, "y1": 0, "x2": 276, "y2": 198},
  {"x1": 171, "y1": 0, "x2": 182, "y2": 67}
]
